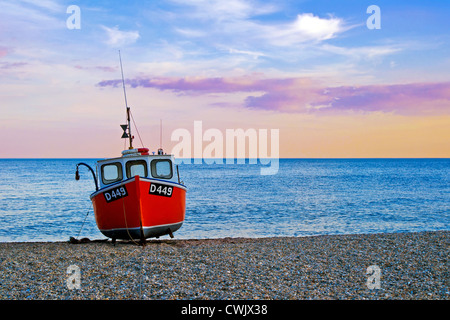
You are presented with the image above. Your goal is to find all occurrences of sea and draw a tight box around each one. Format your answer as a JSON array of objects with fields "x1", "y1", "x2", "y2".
[{"x1": 0, "y1": 158, "x2": 448, "y2": 242}]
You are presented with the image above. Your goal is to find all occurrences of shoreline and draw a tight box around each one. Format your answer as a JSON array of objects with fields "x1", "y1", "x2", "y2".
[
  {"x1": 2, "y1": 228, "x2": 449, "y2": 244},
  {"x1": 0, "y1": 230, "x2": 448, "y2": 300}
]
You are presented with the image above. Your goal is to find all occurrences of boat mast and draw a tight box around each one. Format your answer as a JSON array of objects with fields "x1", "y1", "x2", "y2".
[
  {"x1": 158, "y1": 119, "x2": 164, "y2": 155},
  {"x1": 119, "y1": 50, "x2": 133, "y2": 149}
]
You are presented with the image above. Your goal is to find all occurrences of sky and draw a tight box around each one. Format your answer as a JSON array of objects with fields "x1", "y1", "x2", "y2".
[{"x1": 0, "y1": 0, "x2": 449, "y2": 158}]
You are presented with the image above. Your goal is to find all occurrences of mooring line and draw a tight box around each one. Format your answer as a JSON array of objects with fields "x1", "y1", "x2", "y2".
[{"x1": 76, "y1": 209, "x2": 90, "y2": 240}]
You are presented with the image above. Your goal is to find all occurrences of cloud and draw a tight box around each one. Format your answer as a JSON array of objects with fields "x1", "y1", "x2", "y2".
[
  {"x1": 320, "y1": 44, "x2": 402, "y2": 60},
  {"x1": 97, "y1": 75, "x2": 450, "y2": 115},
  {"x1": 1, "y1": 0, "x2": 62, "y2": 30},
  {"x1": 318, "y1": 82, "x2": 450, "y2": 114},
  {"x1": 0, "y1": 62, "x2": 28, "y2": 69},
  {"x1": 101, "y1": 26, "x2": 140, "y2": 47},
  {"x1": 170, "y1": 0, "x2": 276, "y2": 21},
  {"x1": 174, "y1": 28, "x2": 207, "y2": 38},
  {"x1": 97, "y1": 76, "x2": 310, "y2": 94},
  {"x1": 245, "y1": 81, "x2": 450, "y2": 115},
  {"x1": 0, "y1": 47, "x2": 8, "y2": 58},
  {"x1": 74, "y1": 65, "x2": 117, "y2": 73},
  {"x1": 228, "y1": 48, "x2": 266, "y2": 59},
  {"x1": 167, "y1": 0, "x2": 350, "y2": 50},
  {"x1": 18, "y1": 0, "x2": 64, "y2": 13},
  {"x1": 266, "y1": 13, "x2": 346, "y2": 46},
  {"x1": 294, "y1": 14, "x2": 342, "y2": 40}
]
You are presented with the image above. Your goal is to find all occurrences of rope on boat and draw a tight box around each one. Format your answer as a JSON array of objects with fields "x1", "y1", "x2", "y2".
[
  {"x1": 69, "y1": 209, "x2": 91, "y2": 243},
  {"x1": 129, "y1": 109, "x2": 145, "y2": 148},
  {"x1": 76, "y1": 209, "x2": 90, "y2": 239},
  {"x1": 121, "y1": 191, "x2": 145, "y2": 247}
]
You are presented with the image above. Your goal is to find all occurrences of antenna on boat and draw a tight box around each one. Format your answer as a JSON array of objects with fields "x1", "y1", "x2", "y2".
[
  {"x1": 158, "y1": 119, "x2": 164, "y2": 155},
  {"x1": 119, "y1": 50, "x2": 133, "y2": 149}
]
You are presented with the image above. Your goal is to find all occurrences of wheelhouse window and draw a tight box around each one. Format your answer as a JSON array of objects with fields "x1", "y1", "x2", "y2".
[
  {"x1": 151, "y1": 159, "x2": 173, "y2": 179},
  {"x1": 101, "y1": 162, "x2": 123, "y2": 185},
  {"x1": 126, "y1": 160, "x2": 148, "y2": 178}
]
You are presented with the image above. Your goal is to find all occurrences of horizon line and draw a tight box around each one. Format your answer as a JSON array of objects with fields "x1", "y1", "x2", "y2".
[{"x1": 1, "y1": 157, "x2": 449, "y2": 160}]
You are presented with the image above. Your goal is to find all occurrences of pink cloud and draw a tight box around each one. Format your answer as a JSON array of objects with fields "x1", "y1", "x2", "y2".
[
  {"x1": 97, "y1": 76, "x2": 450, "y2": 115},
  {"x1": 97, "y1": 76, "x2": 305, "y2": 94},
  {"x1": 0, "y1": 47, "x2": 8, "y2": 58},
  {"x1": 313, "y1": 82, "x2": 450, "y2": 114}
]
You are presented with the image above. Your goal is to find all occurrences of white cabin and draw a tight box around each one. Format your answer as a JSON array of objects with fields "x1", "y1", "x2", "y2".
[{"x1": 96, "y1": 149, "x2": 183, "y2": 189}]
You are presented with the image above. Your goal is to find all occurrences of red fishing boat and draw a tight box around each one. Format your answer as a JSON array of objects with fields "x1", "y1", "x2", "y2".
[{"x1": 75, "y1": 52, "x2": 186, "y2": 242}]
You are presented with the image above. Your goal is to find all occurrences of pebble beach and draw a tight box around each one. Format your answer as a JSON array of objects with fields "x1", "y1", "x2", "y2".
[{"x1": 0, "y1": 231, "x2": 448, "y2": 300}]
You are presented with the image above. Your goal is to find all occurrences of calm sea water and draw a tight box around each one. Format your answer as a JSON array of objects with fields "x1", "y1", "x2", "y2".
[{"x1": 0, "y1": 158, "x2": 448, "y2": 242}]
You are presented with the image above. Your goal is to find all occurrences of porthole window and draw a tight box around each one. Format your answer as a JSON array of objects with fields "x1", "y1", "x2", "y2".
[
  {"x1": 101, "y1": 162, "x2": 123, "y2": 185},
  {"x1": 126, "y1": 160, "x2": 148, "y2": 178},
  {"x1": 151, "y1": 159, "x2": 173, "y2": 179}
]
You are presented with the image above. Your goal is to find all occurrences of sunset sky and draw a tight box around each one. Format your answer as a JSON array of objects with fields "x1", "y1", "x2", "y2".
[{"x1": 1, "y1": 0, "x2": 449, "y2": 158}]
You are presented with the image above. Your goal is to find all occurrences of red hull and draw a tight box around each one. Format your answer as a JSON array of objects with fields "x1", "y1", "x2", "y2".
[{"x1": 91, "y1": 176, "x2": 186, "y2": 240}]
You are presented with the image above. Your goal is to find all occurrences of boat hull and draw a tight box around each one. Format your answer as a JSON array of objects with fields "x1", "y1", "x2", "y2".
[{"x1": 90, "y1": 176, "x2": 186, "y2": 240}]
